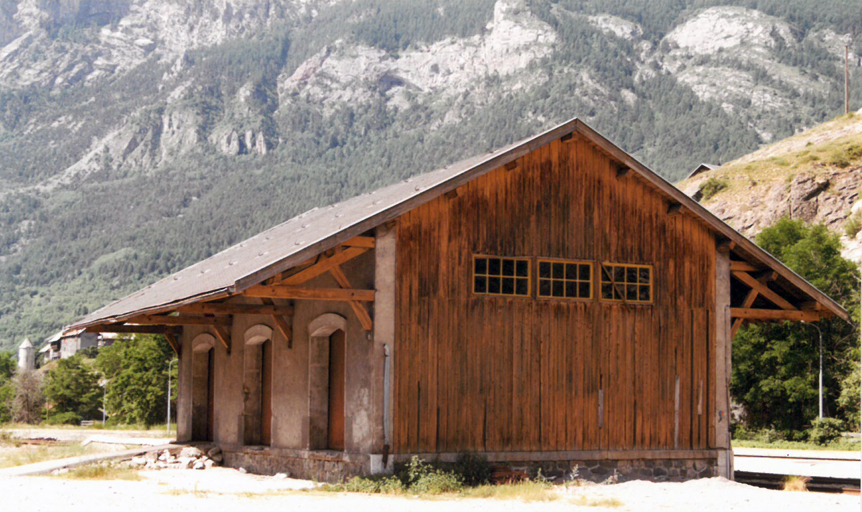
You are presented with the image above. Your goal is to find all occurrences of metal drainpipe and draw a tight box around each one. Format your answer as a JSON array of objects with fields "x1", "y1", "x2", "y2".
[{"x1": 383, "y1": 344, "x2": 391, "y2": 448}]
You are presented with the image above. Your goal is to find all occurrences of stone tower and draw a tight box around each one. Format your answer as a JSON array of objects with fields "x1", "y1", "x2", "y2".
[{"x1": 17, "y1": 338, "x2": 34, "y2": 372}]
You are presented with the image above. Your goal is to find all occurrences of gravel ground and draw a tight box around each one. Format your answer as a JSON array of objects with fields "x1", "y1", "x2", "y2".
[{"x1": 3, "y1": 469, "x2": 858, "y2": 512}]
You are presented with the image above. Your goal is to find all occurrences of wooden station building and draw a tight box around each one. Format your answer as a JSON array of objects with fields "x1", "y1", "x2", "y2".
[{"x1": 68, "y1": 119, "x2": 848, "y2": 482}]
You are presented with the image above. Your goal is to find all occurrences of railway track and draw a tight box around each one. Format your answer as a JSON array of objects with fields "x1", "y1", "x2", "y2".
[
  {"x1": 734, "y1": 450, "x2": 860, "y2": 494},
  {"x1": 735, "y1": 470, "x2": 860, "y2": 494}
]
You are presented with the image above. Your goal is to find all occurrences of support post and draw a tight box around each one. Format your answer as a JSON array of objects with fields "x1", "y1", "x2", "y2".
[
  {"x1": 715, "y1": 243, "x2": 733, "y2": 479},
  {"x1": 372, "y1": 221, "x2": 397, "y2": 464}
]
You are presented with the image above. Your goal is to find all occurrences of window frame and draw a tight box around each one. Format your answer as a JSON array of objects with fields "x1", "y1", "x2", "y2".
[
  {"x1": 536, "y1": 258, "x2": 594, "y2": 301},
  {"x1": 599, "y1": 262, "x2": 654, "y2": 304},
  {"x1": 471, "y1": 254, "x2": 532, "y2": 298}
]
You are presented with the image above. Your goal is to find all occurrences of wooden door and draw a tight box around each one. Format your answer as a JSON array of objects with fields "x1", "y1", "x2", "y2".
[
  {"x1": 206, "y1": 349, "x2": 215, "y2": 441},
  {"x1": 328, "y1": 330, "x2": 346, "y2": 450},
  {"x1": 261, "y1": 339, "x2": 273, "y2": 446}
]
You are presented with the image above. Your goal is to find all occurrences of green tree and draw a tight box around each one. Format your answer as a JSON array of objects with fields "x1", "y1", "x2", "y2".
[
  {"x1": 96, "y1": 335, "x2": 174, "y2": 426},
  {"x1": 43, "y1": 355, "x2": 101, "y2": 423},
  {"x1": 732, "y1": 218, "x2": 861, "y2": 434},
  {"x1": 0, "y1": 351, "x2": 15, "y2": 422}
]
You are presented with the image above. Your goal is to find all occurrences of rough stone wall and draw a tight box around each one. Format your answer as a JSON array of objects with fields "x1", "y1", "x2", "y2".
[
  {"x1": 223, "y1": 449, "x2": 369, "y2": 482},
  {"x1": 509, "y1": 458, "x2": 716, "y2": 483}
]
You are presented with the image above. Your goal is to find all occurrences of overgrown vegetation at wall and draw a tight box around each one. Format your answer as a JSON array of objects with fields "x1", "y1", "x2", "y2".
[{"x1": 320, "y1": 454, "x2": 560, "y2": 501}]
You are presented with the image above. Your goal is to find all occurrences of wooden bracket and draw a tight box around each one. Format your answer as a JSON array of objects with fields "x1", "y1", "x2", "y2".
[
  {"x1": 277, "y1": 246, "x2": 368, "y2": 286},
  {"x1": 213, "y1": 325, "x2": 232, "y2": 354},
  {"x1": 444, "y1": 189, "x2": 459, "y2": 201},
  {"x1": 560, "y1": 132, "x2": 574, "y2": 143},
  {"x1": 732, "y1": 271, "x2": 796, "y2": 311},
  {"x1": 731, "y1": 288, "x2": 759, "y2": 338},
  {"x1": 163, "y1": 332, "x2": 181, "y2": 356},
  {"x1": 343, "y1": 236, "x2": 376, "y2": 249},
  {"x1": 261, "y1": 298, "x2": 293, "y2": 349},
  {"x1": 504, "y1": 160, "x2": 518, "y2": 171},
  {"x1": 667, "y1": 203, "x2": 683, "y2": 215},
  {"x1": 125, "y1": 314, "x2": 231, "y2": 326},
  {"x1": 729, "y1": 261, "x2": 758, "y2": 273},
  {"x1": 329, "y1": 265, "x2": 374, "y2": 331},
  {"x1": 176, "y1": 302, "x2": 294, "y2": 316},
  {"x1": 731, "y1": 308, "x2": 820, "y2": 322},
  {"x1": 245, "y1": 285, "x2": 375, "y2": 302}
]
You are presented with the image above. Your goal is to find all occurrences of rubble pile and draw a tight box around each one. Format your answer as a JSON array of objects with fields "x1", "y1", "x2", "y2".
[{"x1": 130, "y1": 446, "x2": 224, "y2": 471}]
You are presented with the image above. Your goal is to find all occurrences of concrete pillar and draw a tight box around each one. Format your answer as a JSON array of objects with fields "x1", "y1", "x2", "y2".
[
  {"x1": 714, "y1": 244, "x2": 733, "y2": 479},
  {"x1": 372, "y1": 222, "x2": 397, "y2": 461},
  {"x1": 17, "y1": 338, "x2": 34, "y2": 372}
]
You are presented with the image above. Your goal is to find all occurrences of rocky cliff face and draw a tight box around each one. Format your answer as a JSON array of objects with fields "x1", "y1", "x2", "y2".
[
  {"x1": 1, "y1": 0, "x2": 857, "y2": 190},
  {"x1": 680, "y1": 111, "x2": 862, "y2": 263}
]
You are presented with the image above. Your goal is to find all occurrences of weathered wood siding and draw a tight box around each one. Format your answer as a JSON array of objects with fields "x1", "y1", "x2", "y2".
[{"x1": 393, "y1": 136, "x2": 716, "y2": 454}]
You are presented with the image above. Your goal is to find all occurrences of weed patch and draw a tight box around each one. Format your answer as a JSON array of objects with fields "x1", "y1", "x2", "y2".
[
  {"x1": 57, "y1": 463, "x2": 141, "y2": 481},
  {"x1": 570, "y1": 495, "x2": 624, "y2": 507}
]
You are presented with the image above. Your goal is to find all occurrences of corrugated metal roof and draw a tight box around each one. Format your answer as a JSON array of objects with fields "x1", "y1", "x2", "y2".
[{"x1": 69, "y1": 118, "x2": 849, "y2": 329}]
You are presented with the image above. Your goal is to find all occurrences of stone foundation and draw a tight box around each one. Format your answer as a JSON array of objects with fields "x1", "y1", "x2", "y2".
[
  {"x1": 509, "y1": 457, "x2": 716, "y2": 483},
  {"x1": 222, "y1": 446, "x2": 374, "y2": 482},
  {"x1": 222, "y1": 446, "x2": 718, "y2": 484}
]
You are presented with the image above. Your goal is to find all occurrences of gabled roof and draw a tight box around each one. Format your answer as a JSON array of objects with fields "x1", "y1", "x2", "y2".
[
  {"x1": 69, "y1": 118, "x2": 849, "y2": 329},
  {"x1": 686, "y1": 163, "x2": 718, "y2": 179}
]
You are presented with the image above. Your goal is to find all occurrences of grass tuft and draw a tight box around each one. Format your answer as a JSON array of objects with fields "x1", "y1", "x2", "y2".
[
  {"x1": 782, "y1": 475, "x2": 810, "y2": 492},
  {"x1": 57, "y1": 463, "x2": 142, "y2": 481},
  {"x1": 460, "y1": 480, "x2": 558, "y2": 502},
  {"x1": 570, "y1": 495, "x2": 624, "y2": 507}
]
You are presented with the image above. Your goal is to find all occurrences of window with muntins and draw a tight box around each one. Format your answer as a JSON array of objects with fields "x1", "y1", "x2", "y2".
[
  {"x1": 538, "y1": 259, "x2": 593, "y2": 300},
  {"x1": 473, "y1": 256, "x2": 530, "y2": 297},
  {"x1": 600, "y1": 263, "x2": 653, "y2": 303}
]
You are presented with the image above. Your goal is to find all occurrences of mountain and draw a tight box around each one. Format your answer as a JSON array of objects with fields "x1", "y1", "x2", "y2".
[
  {"x1": 0, "y1": 0, "x2": 860, "y2": 350},
  {"x1": 679, "y1": 110, "x2": 862, "y2": 263}
]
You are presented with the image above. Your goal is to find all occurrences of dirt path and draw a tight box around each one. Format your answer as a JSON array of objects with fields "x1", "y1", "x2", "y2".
[{"x1": 2, "y1": 469, "x2": 858, "y2": 512}]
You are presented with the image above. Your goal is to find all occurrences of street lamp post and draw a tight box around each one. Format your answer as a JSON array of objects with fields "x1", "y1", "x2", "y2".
[
  {"x1": 167, "y1": 359, "x2": 178, "y2": 437},
  {"x1": 803, "y1": 321, "x2": 824, "y2": 419}
]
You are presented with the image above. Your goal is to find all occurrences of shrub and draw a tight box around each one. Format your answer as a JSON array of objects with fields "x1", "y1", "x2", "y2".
[
  {"x1": 844, "y1": 210, "x2": 861, "y2": 238},
  {"x1": 337, "y1": 474, "x2": 404, "y2": 494},
  {"x1": 45, "y1": 411, "x2": 82, "y2": 425},
  {"x1": 403, "y1": 456, "x2": 463, "y2": 494},
  {"x1": 453, "y1": 451, "x2": 492, "y2": 486},
  {"x1": 698, "y1": 177, "x2": 729, "y2": 201},
  {"x1": 807, "y1": 417, "x2": 843, "y2": 445}
]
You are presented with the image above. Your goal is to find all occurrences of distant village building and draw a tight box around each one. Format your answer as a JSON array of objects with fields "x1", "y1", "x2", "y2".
[
  {"x1": 68, "y1": 119, "x2": 847, "y2": 483},
  {"x1": 40, "y1": 329, "x2": 102, "y2": 361},
  {"x1": 17, "y1": 338, "x2": 34, "y2": 372},
  {"x1": 686, "y1": 163, "x2": 718, "y2": 180}
]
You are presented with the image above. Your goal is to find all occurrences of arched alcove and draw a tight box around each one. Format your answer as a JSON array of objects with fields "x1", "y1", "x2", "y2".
[
  {"x1": 191, "y1": 334, "x2": 216, "y2": 441},
  {"x1": 307, "y1": 313, "x2": 348, "y2": 450},
  {"x1": 243, "y1": 324, "x2": 274, "y2": 446}
]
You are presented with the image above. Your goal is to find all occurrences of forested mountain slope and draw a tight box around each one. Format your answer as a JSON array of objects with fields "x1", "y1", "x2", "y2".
[{"x1": 0, "y1": 0, "x2": 859, "y2": 349}]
